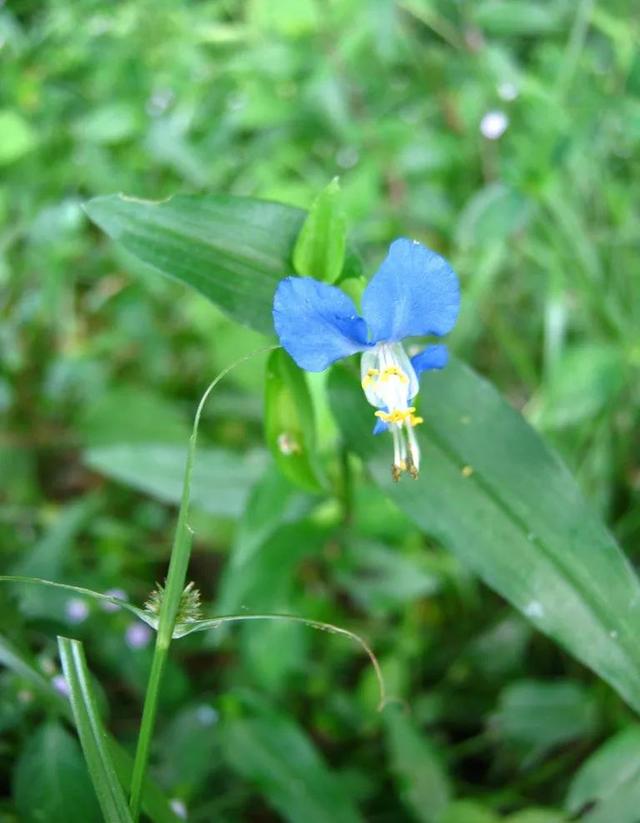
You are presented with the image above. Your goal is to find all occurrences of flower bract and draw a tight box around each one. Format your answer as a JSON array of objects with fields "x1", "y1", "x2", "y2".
[{"x1": 273, "y1": 238, "x2": 460, "y2": 479}]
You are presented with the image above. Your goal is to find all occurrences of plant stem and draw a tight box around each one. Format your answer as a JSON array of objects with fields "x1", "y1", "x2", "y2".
[
  {"x1": 128, "y1": 433, "x2": 195, "y2": 820},
  {"x1": 127, "y1": 346, "x2": 279, "y2": 821}
]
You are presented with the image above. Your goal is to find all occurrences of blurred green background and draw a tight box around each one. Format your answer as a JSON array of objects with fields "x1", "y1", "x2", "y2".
[{"x1": 1, "y1": 0, "x2": 639, "y2": 821}]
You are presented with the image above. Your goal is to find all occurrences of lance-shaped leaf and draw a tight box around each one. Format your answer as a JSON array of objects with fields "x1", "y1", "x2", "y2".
[
  {"x1": 84, "y1": 194, "x2": 306, "y2": 336},
  {"x1": 328, "y1": 360, "x2": 640, "y2": 713},
  {"x1": 220, "y1": 706, "x2": 363, "y2": 823}
]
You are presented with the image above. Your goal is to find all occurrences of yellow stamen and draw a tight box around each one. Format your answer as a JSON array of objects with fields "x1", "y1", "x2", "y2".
[
  {"x1": 380, "y1": 366, "x2": 409, "y2": 384},
  {"x1": 409, "y1": 414, "x2": 423, "y2": 427},
  {"x1": 375, "y1": 407, "x2": 416, "y2": 424},
  {"x1": 361, "y1": 368, "x2": 380, "y2": 389}
]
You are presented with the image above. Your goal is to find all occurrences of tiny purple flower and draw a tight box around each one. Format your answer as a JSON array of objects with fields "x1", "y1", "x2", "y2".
[
  {"x1": 101, "y1": 587, "x2": 128, "y2": 613},
  {"x1": 65, "y1": 598, "x2": 89, "y2": 624},
  {"x1": 196, "y1": 704, "x2": 219, "y2": 726},
  {"x1": 52, "y1": 674, "x2": 70, "y2": 698},
  {"x1": 125, "y1": 621, "x2": 152, "y2": 650}
]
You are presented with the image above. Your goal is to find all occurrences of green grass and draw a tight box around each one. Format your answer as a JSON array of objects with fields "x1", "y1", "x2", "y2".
[{"x1": 1, "y1": 0, "x2": 639, "y2": 820}]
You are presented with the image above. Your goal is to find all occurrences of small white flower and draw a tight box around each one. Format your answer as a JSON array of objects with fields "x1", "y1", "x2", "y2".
[
  {"x1": 170, "y1": 799, "x2": 188, "y2": 820},
  {"x1": 480, "y1": 110, "x2": 509, "y2": 140}
]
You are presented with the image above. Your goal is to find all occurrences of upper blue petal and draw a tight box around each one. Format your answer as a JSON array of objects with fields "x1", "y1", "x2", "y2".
[
  {"x1": 411, "y1": 344, "x2": 449, "y2": 377},
  {"x1": 273, "y1": 276, "x2": 370, "y2": 371},
  {"x1": 361, "y1": 238, "x2": 460, "y2": 343}
]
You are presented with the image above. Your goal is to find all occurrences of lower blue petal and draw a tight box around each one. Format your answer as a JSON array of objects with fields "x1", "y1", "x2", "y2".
[
  {"x1": 411, "y1": 344, "x2": 448, "y2": 377},
  {"x1": 373, "y1": 414, "x2": 389, "y2": 435},
  {"x1": 273, "y1": 276, "x2": 370, "y2": 371}
]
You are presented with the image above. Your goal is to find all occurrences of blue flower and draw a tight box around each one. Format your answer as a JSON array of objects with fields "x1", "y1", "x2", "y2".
[{"x1": 273, "y1": 238, "x2": 460, "y2": 479}]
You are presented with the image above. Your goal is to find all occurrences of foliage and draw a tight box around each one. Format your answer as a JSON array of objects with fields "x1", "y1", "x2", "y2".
[{"x1": 1, "y1": 0, "x2": 639, "y2": 821}]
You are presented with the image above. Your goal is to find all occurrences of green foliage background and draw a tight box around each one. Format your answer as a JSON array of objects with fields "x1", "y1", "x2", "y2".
[{"x1": 1, "y1": 0, "x2": 639, "y2": 820}]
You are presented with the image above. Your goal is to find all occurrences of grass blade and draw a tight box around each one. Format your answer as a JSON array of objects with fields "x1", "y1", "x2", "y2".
[{"x1": 57, "y1": 636, "x2": 133, "y2": 823}]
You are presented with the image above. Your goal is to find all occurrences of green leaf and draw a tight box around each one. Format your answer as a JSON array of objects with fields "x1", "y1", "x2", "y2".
[
  {"x1": 108, "y1": 743, "x2": 182, "y2": 823},
  {"x1": 506, "y1": 811, "x2": 566, "y2": 823},
  {"x1": 566, "y1": 725, "x2": 640, "y2": 822},
  {"x1": 440, "y1": 801, "x2": 499, "y2": 823},
  {"x1": 72, "y1": 102, "x2": 141, "y2": 145},
  {"x1": 456, "y1": 183, "x2": 532, "y2": 248},
  {"x1": 531, "y1": 344, "x2": 627, "y2": 429},
  {"x1": 78, "y1": 385, "x2": 191, "y2": 446},
  {"x1": 491, "y1": 679, "x2": 598, "y2": 762},
  {"x1": 13, "y1": 722, "x2": 102, "y2": 823},
  {"x1": 221, "y1": 707, "x2": 362, "y2": 823},
  {"x1": 265, "y1": 349, "x2": 323, "y2": 491},
  {"x1": 57, "y1": 637, "x2": 133, "y2": 823},
  {"x1": 217, "y1": 521, "x2": 328, "y2": 614},
  {"x1": 384, "y1": 707, "x2": 451, "y2": 822},
  {"x1": 472, "y1": 1, "x2": 565, "y2": 35},
  {"x1": 225, "y1": 462, "x2": 299, "y2": 572},
  {"x1": 0, "y1": 632, "x2": 180, "y2": 823},
  {"x1": 293, "y1": 177, "x2": 346, "y2": 283},
  {"x1": 154, "y1": 703, "x2": 220, "y2": 795},
  {"x1": 338, "y1": 540, "x2": 440, "y2": 614},
  {"x1": 328, "y1": 359, "x2": 640, "y2": 713},
  {"x1": 84, "y1": 194, "x2": 305, "y2": 335},
  {"x1": 0, "y1": 635, "x2": 69, "y2": 714},
  {"x1": 12, "y1": 497, "x2": 98, "y2": 619},
  {"x1": 249, "y1": 0, "x2": 319, "y2": 37},
  {"x1": 0, "y1": 109, "x2": 36, "y2": 165},
  {"x1": 85, "y1": 444, "x2": 267, "y2": 517}
]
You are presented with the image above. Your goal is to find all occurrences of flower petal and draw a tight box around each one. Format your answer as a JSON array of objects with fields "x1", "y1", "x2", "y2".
[
  {"x1": 372, "y1": 404, "x2": 390, "y2": 435},
  {"x1": 361, "y1": 238, "x2": 460, "y2": 343},
  {"x1": 411, "y1": 344, "x2": 448, "y2": 377},
  {"x1": 373, "y1": 417, "x2": 388, "y2": 435},
  {"x1": 273, "y1": 276, "x2": 370, "y2": 371}
]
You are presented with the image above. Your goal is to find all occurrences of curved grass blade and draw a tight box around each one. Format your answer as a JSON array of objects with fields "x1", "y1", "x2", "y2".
[
  {"x1": 57, "y1": 637, "x2": 133, "y2": 823},
  {"x1": 1, "y1": 575, "x2": 386, "y2": 708},
  {"x1": 329, "y1": 359, "x2": 640, "y2": 713},
  {"x1": 0, "y1": 575, "x2": 152, "y2": 625},
  {"x1": 173, "y1": 611, "x2": 387, "y2": 710}
]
